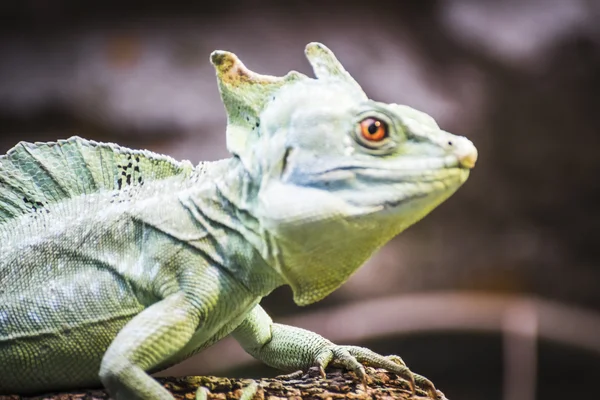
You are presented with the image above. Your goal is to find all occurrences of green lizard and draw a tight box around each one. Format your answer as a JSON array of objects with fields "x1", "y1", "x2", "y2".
[{"x1": 0, "y1": 42, "x2": 477, "y2": 400}]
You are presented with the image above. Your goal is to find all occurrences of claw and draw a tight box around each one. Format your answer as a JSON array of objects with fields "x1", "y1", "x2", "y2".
[
  {"x1": 354, "y1": 364, "x2": 368, "y2": 390},
  {"x1": 361, "y1": 373, "x2": 368, "y2": 391},
  {"x1": 406, "y1": 373, "x2": 416, "y2": 395},
  {"x1": 394, "y1": 363, "x2": 416, "y2": 394},
  {"x1": 342, "y1": 346, "x2": 416, "y2": 394},
  {"x1": 414, "y1": 374, "x2": 438, "y2": 399},
  {"x1": 319, "y1": 365, "x2": 326, "y2": 379},
  {"x1": 390, "y1": 363, "x2": 415, "y2": 394}
]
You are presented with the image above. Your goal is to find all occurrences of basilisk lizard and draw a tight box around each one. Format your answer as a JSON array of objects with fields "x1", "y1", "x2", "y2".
[{"x1": 0, "y1": 42, "x2": 477, "y2": 400}]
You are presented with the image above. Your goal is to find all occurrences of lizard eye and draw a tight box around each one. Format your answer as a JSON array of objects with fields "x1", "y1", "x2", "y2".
[{"x1": 359, "y1": 118, "x2": 388, "y2": 142}]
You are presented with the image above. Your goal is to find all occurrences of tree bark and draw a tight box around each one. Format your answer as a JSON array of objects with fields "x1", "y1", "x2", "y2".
[{"x1": 2, "y1": 367, "x2": 439, "y2": 399}]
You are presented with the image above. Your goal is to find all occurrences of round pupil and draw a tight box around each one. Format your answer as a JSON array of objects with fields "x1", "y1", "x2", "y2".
[{"x1": 367, "y1": 122, "x2": 379, "y2": 134}]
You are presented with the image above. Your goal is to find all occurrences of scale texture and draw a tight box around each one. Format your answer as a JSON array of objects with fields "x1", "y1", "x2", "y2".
[{"x1": 0, "y1": 42, "x2": 477, "y2": 400}]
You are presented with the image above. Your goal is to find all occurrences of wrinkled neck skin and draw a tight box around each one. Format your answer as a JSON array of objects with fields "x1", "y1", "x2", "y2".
[
  {"x1": 250, "y1": 157, "x2": 467, "y2": 307},
  {"x1": 186, "y1": 157, "x2": 286, "y2": 298},
  {"x1": 203, "y1": 153, "x2": 404, "y2": 306}
]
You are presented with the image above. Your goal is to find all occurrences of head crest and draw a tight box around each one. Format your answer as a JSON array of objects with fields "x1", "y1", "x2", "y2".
[
  {"x1": 303, "y1": 42, "x2": 363, "y2": 92},
  {"x1": 210, "y1": 43, "x2": 364, "y2": 164}
]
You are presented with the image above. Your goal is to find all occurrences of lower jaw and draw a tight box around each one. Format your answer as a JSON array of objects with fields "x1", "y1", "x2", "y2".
[{"x1": 371, "y1": 181, "x2": 467, "y2": 227}]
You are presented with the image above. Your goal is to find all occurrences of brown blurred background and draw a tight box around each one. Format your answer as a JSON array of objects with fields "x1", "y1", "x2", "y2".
[{"x1": 1, "y1": 1, "x2": 599, "y2": 399}]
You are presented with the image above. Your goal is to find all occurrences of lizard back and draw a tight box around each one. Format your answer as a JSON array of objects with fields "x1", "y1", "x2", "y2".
[{"x1": 0, "y1": 136, "x2": 193, "y2": 226}]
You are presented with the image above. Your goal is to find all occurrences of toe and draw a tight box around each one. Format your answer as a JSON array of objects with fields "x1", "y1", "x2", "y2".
[{"x1": 414, "y1": 373, "x2": 439, "y2": 399}]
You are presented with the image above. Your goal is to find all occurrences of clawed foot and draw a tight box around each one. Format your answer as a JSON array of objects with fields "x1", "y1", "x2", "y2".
[{"x1": 311, "y1": 345, "x2": 444, "y2": 399}]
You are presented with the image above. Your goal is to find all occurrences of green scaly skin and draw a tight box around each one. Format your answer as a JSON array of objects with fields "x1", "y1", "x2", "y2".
[{"x1": 0, "y1": 43, "x2": 477, "y2": 400}]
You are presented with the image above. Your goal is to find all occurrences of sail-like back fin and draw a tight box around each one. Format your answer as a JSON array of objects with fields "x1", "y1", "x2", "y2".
[{"x1": 0, "y1": 136, "x2": 193, "y2": 224}]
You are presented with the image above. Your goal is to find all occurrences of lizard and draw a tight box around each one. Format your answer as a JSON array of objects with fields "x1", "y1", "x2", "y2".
[{"x1": 0, "y1": 42, "x2": 477, "y2": 400}]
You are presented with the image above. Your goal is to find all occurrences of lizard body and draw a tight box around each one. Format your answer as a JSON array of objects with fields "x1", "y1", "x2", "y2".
[{"x1": 0, "y1": 43, "x2": 477, "y2": 399}]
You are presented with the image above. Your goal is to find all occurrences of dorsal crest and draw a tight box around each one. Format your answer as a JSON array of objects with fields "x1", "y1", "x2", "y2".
[{"x1": 0, "y1": 136, "x2": 193, "y2": 224}]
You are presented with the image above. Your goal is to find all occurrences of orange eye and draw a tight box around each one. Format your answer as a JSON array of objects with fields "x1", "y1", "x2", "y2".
[{"x1": 359, "y1": 118, "x2": 388, "y2": 142}]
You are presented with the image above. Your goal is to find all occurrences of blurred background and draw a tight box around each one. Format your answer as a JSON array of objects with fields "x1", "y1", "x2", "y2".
[{"x1": 1, "y1": 0, "x2": 599, "y2": 399}]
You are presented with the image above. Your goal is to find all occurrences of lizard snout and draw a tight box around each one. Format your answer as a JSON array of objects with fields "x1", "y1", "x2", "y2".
[{"x1": 452, "y1": 136, "x2": 478, "y2": 169}]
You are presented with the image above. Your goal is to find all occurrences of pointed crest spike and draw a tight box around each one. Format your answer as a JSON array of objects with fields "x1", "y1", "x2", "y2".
[
  {"x1": 210, "y1": 48, "x2": 307, "y2": 165},
  {"x1": 305, "y1": 42, "x2": 343, "y2": 78},
  {"x1": 210, "y1": 50, "x2": 283, "y2": 88},
  {"x1": 210, "y1": 43, "x2": 362, "y2": 171},
  {"x1": 304, "y1": 42, "x2": 363, "y2": 93}
]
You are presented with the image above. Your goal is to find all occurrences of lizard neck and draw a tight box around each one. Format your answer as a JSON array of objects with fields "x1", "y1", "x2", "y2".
[{"x1": 185, "y1": 157, "x2": 286, "y2": 297}]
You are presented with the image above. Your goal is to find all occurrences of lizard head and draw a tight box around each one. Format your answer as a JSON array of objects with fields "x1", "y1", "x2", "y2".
[{"x1": 211, "y1": 43, "x2": 477, "y2": 306}]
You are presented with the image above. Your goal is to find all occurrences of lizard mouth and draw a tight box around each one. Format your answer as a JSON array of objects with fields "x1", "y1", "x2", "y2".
[
  {"x1": 297, "y1": 161, "x2": 468, "y2": 191},
  {"x1": 282, "y1": 157, "x2": 470, "y2": 213},
  {"x1": 380, "y1": 168, "x2": 469, "y2": 208},
  {"x1": 347, "y1": 167, "x2": 469, "y2": 211}
]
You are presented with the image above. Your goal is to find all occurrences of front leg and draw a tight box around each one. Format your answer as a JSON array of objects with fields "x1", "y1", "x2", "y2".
[
  {"x1": 232, "y1": 305, "x2": 441, "y2": 399},
  {"x1": 99, "y1": 292, "x2": 201, "y2": 400}
]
